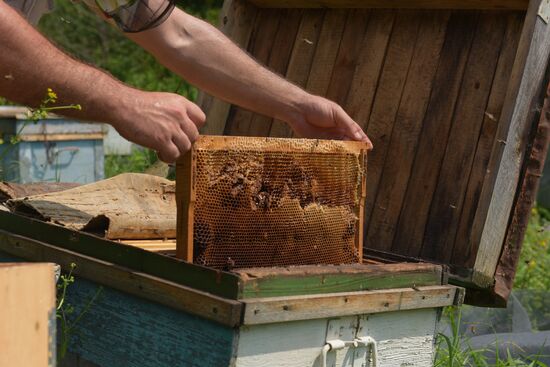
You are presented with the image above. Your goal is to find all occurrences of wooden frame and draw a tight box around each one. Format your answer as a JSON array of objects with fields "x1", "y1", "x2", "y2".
[
  {"x1": 176, "y1": 135, "x2": 369, "y2": 266},
  {"x1": 246, "y1": 0, "x2": 530, "y2": 9}
]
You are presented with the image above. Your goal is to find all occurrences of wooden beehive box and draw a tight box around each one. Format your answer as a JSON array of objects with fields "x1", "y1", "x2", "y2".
[{"x1": 193, "y1": 0, "x2": 550, "y2": 306}]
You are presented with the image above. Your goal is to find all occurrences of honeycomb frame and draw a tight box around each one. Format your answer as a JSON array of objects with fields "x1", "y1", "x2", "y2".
[{"x1": 176, "y1": 136, "x2": 368, "y2": 270}]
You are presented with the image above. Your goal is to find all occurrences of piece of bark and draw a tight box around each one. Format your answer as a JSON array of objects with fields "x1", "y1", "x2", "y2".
[
  {"x1": 7, "y1": 173, "x2": 176, "y2": 240},
  {"x1": 0, "y1": 182, "x2": 80, "y2": 204}
]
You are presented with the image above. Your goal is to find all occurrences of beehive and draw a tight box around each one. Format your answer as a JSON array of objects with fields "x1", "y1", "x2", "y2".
[{"x1": 176, "y1": 136, "x2": 368, "y2": 269}]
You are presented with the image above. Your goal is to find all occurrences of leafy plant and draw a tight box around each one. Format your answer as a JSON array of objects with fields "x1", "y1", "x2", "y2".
[
  {"x1": 515, "y1": 206, "x2": 550, "y2": 291},
  {"x1": 56, "y1": 263, "x2": 103, "y2": 361},
  {"x1": 0, "y1": 88, "x2": 81, "y2": 180}
]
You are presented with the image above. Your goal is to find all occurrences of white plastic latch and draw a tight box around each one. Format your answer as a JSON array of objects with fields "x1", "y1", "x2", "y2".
[{"x1": 320, "y1": 337, "x2": 379, "y2": 367}]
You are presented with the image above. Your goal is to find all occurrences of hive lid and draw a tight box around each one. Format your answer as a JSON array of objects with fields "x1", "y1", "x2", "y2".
[{"x1": 200, "y1": 0, "x2": 550, "y2": 306}]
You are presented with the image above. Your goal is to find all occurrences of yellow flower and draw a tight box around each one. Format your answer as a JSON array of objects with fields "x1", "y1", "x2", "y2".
[
  {"x1": 528, "y1": 260, "x2": 536, "y2": 269},
  {"x1": 46, "y1": 88, "x2": 57, "y2": 101}
]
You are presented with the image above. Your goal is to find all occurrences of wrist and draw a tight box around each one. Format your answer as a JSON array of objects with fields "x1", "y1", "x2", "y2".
[{"x1": 278, "y1": 88, "x2": 312, "y2": 128}]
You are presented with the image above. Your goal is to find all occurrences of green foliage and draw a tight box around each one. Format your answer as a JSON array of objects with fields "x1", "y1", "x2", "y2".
[
  {"x1": 38, "y1": 0, "x2": 221, "y2": 99},
  {"x1": 435, "y1": 307, "x2": 549, "y2": 367},
  {"x1": 514, "y1": 206, "x2": 550, "y2": 291},
  {"x1": 104, "y1": 147, "x2": 158, "y2": 178}
]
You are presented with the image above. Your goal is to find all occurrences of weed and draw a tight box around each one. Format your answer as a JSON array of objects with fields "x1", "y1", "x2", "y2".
[{"x1": 56, "y1": 263, "x2": 103, "y2": 361}]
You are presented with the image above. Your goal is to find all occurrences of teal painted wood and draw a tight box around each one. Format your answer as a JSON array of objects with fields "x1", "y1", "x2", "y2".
[
  {"x1": 0, "y1": 118, "x2": 104, "y2": 183},
  {"x1": 0, "y1": 251, "x2": 236, "y2": 367},
  {"x1": 63, "y1": 277, "x2": 235, "y2": 367}
]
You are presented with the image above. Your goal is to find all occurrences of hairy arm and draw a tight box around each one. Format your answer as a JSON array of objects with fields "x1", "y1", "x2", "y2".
[
  {"x1": 0, "y1": 0, "x2": 205, "y2": 162},
  {"x1": 127, "y1": 7, "x2": 372, "y2": 145}
]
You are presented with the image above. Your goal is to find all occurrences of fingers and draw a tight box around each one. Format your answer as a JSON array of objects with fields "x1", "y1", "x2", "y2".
[
  {"x1": 186, "y1": 102, "x2": 207, "y2": 128},
  {"x1": 157, "y1": 141, "x2": 181, "y2": 164},
  {"x1": 333, "y1": 106, "x2": 368, "y2": 140}
]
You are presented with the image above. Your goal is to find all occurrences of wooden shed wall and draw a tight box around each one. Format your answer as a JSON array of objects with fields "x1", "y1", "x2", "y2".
[{"x1": 201, "y1": 5, "x2": 527, "y2": 276}]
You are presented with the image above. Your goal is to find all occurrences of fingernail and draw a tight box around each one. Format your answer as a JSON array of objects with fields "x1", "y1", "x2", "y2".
[{"x1": 355, "y1": 131, "x2": 363, "y2": 140}]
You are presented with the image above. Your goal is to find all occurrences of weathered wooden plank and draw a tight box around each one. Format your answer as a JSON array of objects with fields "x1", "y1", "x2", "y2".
[
  {"x1": 345, "y1": 10, "x2": 395, "y2": 127},
  {"x1": 357, "y1": 309, "x2": 440, "y2": 367},
  {"x1": 121, "y1": 239, "x2": 176, "y2": 252},
  {"x1": 452, "y1": 12, "x2": 524, "y2": 267},
  {"x1": 325, "y1": 9, "x2": 371, "y2": 107},
  {"x1": 176, "y1": 150, "x2": 195, "y2": 261},
  {"x1": 367, "y1": 10, "x2": 450, "y2": 253},
  {"x1": 225, "y1": 9, "x2": 283, "y2": 136},
  {"x1": 0, "y1": 181, "x2": 80, "y2": 203},
  {"x1": 199, "y1": 0, "x2": 258, "y2": 135},
  {"x1": 0, "y1": 263, "x2": 55, "y2": 367},
  {"x1": 0, "y1": 211, "x2": 242, "y2": 299},
  {"x1": 304, "y1": 10, "x2": 348, "y2": 98},
  {"x1": 392, "y1": 11, "x2": 479, "y2": 257},
  {"x1": 269, "y1": 10, "x2": 325, "y2": 138},
  {"x1": 246, "y1": 9, "x2": 303, "y2": 137},
  {"x1": 468, "y1": 79, "x2": 550, "y2": 306},
  {"x1": 235, "y1": 309, "x2": 440, "y2": 367},
  {"x1": 474, "y1": 0, "x2": 550, "y2": 287},
  {"x1": 0, "y1": 231, "x2": 243, "y2": 327},
  {"x1": 234, "y1": 263, "x2": 444, "y2": 298},
  {"x1": 359, "y1": 10, "x2": 421, "y2": 247},
  {"x1": 421, "y1": 13, "x2": 507, "y2": 262},
  {"x1": 272, "y1": 9, "x2": 348, "y2": 138},
  {"x1": 241, "y1": 285, "x2": 463, "y2": 324},
  {"x1": 247, "y1": 0, "x2": 529, "y2": 9},
  {"x1": 60, "y1": 276, "x2": 235, "y2": 366}
]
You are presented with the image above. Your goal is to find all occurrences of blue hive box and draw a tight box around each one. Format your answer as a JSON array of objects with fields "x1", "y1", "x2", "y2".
[{"x1": 0, "y1": 107, "x2": 105, "y2": 184}]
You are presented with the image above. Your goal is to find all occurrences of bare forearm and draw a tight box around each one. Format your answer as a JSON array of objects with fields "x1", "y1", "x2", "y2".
[
  {"x1": 128, "y1": 9, "x2": 307, "y2": 124},
  {"x1": 0, "y1": 1, "x2": 134, "y2": 124}
]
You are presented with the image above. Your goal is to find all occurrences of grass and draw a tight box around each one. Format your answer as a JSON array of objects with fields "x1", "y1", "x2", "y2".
[{"x1": 435, "y1": 207, "x2": 550, "y2": 366}]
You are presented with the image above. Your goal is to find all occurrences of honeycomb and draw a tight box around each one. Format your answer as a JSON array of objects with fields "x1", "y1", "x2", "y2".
[{"x1": 178, "y1": 136, "x2": 368, "y2": 270}]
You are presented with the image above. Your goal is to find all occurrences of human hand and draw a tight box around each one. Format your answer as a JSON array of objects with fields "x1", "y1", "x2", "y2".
[
  {"x1": 112, "y1": 91, "x2": 206, "y2": 163},
  {"x1": 288, "y1": 95, "x2": 373, "y2": 149}
]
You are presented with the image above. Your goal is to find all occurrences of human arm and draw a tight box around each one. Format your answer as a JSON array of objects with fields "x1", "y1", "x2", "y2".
[
  {"x1": 126, "y1": 6, "x2": 372, "y2": 146},
  {"x1": 0, "y1": 0, "x2": 205, "y2": 162}
]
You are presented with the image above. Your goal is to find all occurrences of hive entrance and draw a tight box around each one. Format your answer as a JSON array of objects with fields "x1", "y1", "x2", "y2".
[{"x1": 177, "y1": 136, "x2": 368, "y2": 270}]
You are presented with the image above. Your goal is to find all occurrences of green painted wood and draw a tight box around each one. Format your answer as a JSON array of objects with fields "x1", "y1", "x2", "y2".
[
  {"x1": 0, "y1": 211, "x2": 240, "y2": 299},
  {"x1": 236, "y1": 264, "x2": 444, "y2": 298}
]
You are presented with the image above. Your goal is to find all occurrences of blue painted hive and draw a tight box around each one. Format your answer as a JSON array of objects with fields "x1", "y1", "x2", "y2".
[{"x1": 0, "y1": 107, "x2": 105, "y2": 184}]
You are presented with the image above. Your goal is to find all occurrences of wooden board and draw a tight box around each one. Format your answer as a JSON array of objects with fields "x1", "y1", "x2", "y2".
[
  {"x1": 473, "y1": 0, "x2": 550, "y2": 287},
  {"x1": 241, "y1": 285, "x2": 462, "y2": 324},
  {"x1": 0, "y1": 263, "x2": 56, "y2": 367},
  {"x1": 235, "y1": 309, "x2": 440, "y2": 367},
  {"x1": 198, "y1": 0, "x2": 258, "y2": 135},
  {"x1": 234, "y1": 262, "x2": 445, "y2": 298},
  {"x1": 247, "y1": 0, "x2": 529, "y2": 9}
]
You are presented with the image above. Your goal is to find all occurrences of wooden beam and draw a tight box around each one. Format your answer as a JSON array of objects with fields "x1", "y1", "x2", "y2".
[
  {"x1": 474, "y1": 0, "x2": 550, "y2": 287},
  {"x1": 235, "y1": 262, "x2": 445, "y2": 298},
  {"x1": 176, "y1": 149, "x2": 195, "y2": 262},
  {"x1": 0, "y1": 231, "x2": 243, "y2": 327},
  {"x1": 246, "y1": 0, "x2": 529, "y2": 10},
  {"x1": 0, "y1": 211, "x2": 242, "y2": 299},
  {"x1": 0, "y1": 263, "x2": 55, "y2": 367},
  {"x1": 241, "y1": 285, "x2": 464, "y2": 324}
]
